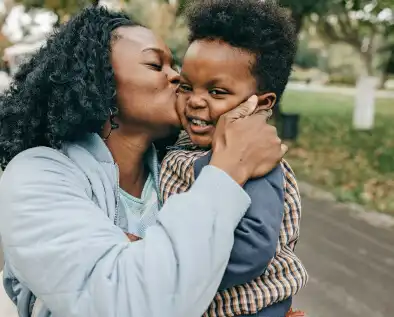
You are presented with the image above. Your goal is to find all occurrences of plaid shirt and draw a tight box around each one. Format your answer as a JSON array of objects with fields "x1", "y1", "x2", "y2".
[{"x1": 160, "y1": 133, "x2": 308, "y2": 317}]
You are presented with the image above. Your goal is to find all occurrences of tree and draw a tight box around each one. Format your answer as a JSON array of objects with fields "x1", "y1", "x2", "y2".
[
  {"x1": 376, "y1": 21, "x2": 394, "y2": 88},
  {"x1": 125, "y1": 0, "x2": 188, "y2": 64},
  {"x1": 15, "y1": 0, "x2": 97, "y2": 24},
  {"x1": 264, "y1": 0, "x2": 328, "y2": 119},
  {"x1": 309, "y1": 0, "x2": 394, "y2": 130},
  {"x1": 279, "y1": 0, "x2": 329, "y2": 35},
  {"x1": 375, "y1": 0, "x2": 394, "y2": 88},
  {"x1": 162, "y1": 0, "x2": 187, "y2": 16},
  {"x1": 312, "y1": 0, "x2": 391, "y2": 76},
  {"x1": 0, "y1": 0, "x2": 15, "y2": 26}
]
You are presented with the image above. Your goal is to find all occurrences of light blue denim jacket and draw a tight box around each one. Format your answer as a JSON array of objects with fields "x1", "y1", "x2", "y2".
[{"x1": 0, "y1": 133, "x2": 251, "y2": 317}]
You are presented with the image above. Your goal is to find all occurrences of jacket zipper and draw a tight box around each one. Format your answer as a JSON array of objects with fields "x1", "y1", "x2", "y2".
[
  {"x1": 153, "y1": 155, "x2": 163, "y2": 208},
  {"x1": 114, "y1": 163, "x2": 120, "y2": 226}
]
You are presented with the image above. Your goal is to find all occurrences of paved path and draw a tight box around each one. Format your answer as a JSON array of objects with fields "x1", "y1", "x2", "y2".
[
  {"x1": 1, "y1": 187, "x2": 394, "y2": 316},
  {"x1": 0, "y1": 170, "x2": 2, "y2": 269},
  {"x1": 293, "y1": 197, "x2": 394, "y2": 317}
]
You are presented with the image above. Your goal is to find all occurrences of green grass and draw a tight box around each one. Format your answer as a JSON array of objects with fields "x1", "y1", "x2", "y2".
[{"x1": 280, "y1": 90, "x2": 394, "y2": 213}]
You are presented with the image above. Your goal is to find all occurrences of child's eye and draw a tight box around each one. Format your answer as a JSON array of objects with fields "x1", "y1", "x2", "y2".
[
  {"x1": 178, "y1": 84, "x2": 192, "y2": 92},
  {"x1": 210, "y1": 89, "x2": 227, "y2": 96}
]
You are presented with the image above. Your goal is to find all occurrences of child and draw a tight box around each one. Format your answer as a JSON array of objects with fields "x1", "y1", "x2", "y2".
[{"x1": 159, "y1": 1, "x2": 308, "y2": 316}]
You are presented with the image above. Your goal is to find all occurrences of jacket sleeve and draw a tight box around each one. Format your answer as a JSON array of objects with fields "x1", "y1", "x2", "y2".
[
  {"x1": 0, "y1": 148, "x2": 251, "y2": 317},
  {"x1": 194, "y1": 154, "x2": 284, "y2": 290}
]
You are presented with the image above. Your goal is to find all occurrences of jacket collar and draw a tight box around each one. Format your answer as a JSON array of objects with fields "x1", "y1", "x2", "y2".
[{"x1": 74, "y1": 133, "x2": 160, "y2": 193}]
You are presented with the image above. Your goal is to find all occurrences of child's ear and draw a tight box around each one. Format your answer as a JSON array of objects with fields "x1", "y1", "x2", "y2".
[{"x1": 256, "y1": 92, "x2": 277, "y2": 110}]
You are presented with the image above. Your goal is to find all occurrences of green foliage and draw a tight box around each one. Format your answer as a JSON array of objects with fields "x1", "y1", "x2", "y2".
[
  {"x1": 294, "y1": 38, "x2": 319, "y2": 68},
  {"x1": 327, "y1": 73, "x2": 356, "y2": 86},
  {"x1": 377, "y1": 0, "x2": 394, "y2": 10},
  {"x1": 279, "y1": 0, "x2": 328, "y2": 15},
  {"x1": 278, "y1": 0, "x2": 329, "y2": 32},
  {"x1": 125, "y1": 0, "x2": 188, "y2": 64},
  {"x1": 386, "y1": 54, "x2": 394, "y2": 75},
  {"x1": 15, "y1": 0, "x2": 96, "y2": 22},
  {"x1": 162, "y1": 0, "x2": 187, "y2": 16},
  {"x1": 311, "y1": 1, "x2": 393, "y2": 76}
]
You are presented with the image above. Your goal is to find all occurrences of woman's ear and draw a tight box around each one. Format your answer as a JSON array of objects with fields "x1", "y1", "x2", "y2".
[{"x1": 256, "y1": 92, "x2": 277, "y2": 110}]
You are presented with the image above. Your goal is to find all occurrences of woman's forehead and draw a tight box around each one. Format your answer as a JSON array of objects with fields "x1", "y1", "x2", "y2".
[{"x1": 114, "y1": 26, "x2": 170, "y2": 54}]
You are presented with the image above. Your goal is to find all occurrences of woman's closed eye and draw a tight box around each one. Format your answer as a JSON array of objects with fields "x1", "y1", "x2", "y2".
[{"x1": 146, "y1": 63, "x2": 162, "y2": 71}]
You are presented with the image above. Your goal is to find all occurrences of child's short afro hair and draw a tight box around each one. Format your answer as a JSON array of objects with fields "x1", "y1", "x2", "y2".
[{"x1": 185, "y1": 0, "x2": 297, "y2": 99}]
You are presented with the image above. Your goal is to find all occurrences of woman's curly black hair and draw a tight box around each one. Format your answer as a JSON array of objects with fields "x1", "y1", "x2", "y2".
[
  {"x1": 0, "y1": 6, "x2": 140, "y2": 169},
  {"x1": 185, "y1": 0, "x2": 297, "y2": 99}
]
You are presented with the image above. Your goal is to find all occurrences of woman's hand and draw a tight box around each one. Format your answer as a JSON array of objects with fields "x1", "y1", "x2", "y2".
[{"x1": 210, "y1": 95, "x2": 287, "y2": 185}]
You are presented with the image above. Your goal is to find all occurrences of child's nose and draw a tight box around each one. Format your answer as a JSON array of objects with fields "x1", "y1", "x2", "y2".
[{"x1": 188, "y1": 95, "x2": 207, "y2": 109}]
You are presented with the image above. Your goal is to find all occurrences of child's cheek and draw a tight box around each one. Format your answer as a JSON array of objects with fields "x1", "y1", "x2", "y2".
[
  {"x1": 212, "y1": 98, "x2": 241, "y2": 121},
  {"x1": 176, "y1": 94, "x2": 187, "y2": 116}
]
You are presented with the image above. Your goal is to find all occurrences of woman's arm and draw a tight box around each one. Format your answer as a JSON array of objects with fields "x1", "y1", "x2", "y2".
[{"x1": 0, "y1": 149, "x2": 250, "y2": 317}]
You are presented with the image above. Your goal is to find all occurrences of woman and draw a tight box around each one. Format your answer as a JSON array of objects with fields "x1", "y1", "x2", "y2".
[{"x1": 0, "y1": 7, "x2": 285, "y2": 317}]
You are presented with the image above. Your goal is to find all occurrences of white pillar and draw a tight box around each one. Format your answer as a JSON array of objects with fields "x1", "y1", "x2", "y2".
[{"x1": 353, "y1": 76, "x2": 378, "y2": 130}]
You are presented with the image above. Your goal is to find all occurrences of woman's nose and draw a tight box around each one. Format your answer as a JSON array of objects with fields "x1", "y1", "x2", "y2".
[{"x1": 167, "y1": 67, "x2": 180, "y2": 86}]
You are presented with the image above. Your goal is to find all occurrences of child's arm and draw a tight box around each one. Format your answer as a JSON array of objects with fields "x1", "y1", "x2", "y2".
[{"x1": 194, "y1": 153, "x2": 284, "y2": 290}]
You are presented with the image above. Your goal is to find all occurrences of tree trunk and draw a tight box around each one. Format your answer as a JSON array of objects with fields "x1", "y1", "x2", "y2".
[
  {"x1": 378, "y1": 51, "x2": 394, "y2": 90},
  {"x1": 378, "y1": 72, "x2": 389, "y2": 90},
  {"x1": 360, "y1": 52, "x2": 374, "y2": 77},
  {"x1": 291, "y1": 11, "x2": 304, "y2": 36}
]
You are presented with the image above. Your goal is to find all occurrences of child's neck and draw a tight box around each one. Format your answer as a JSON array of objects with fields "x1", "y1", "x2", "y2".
[{"x1": 168, "y1": 130, "x2": 211, "y2": 151}]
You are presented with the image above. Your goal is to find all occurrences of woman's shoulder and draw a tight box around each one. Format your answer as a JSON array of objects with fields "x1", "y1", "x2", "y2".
[
  {"x1": 2, "y1": 146, "x2": 86, "y2": 189},
  {"x1": 6, "y1": 146, "x2": 76, "y2": 172}
]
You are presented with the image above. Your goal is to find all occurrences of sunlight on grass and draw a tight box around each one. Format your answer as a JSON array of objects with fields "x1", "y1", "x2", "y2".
[
  {"x1": 281, "y1": 90, "x2": 394, "y2": 116},
  {"x1": 280, "y1": 90, "x2": 394, "y2": 213}
]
